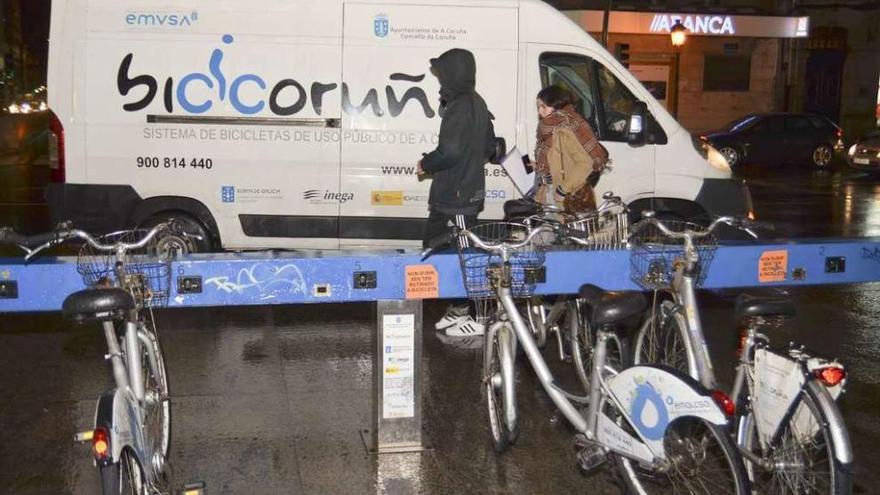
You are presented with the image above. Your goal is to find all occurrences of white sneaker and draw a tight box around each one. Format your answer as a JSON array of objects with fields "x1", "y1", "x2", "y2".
[
  {"x1": 434, "y1": 304, "x2": 470, "y2": 330},
  {"x1": 445, "y1": 316, "x2": 485, "y2": 337}
]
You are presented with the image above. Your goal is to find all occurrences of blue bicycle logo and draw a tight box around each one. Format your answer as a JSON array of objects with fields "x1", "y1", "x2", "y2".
[{"x1": 630, "y1": 382, "x2": 669, "y2": 441}]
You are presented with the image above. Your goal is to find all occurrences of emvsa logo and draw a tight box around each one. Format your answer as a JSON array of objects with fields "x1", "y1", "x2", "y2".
[{"x1": 125, "y1": 11, "x2": 198, "y2": 28}]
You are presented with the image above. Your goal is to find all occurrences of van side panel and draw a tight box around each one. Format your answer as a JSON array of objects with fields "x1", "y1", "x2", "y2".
[
  {"x1": 338, "y1": 3, "x2": 519, "y2": 246},
  {"x1": 61, "y1": 0, "x2": 346, "y2": 248}
]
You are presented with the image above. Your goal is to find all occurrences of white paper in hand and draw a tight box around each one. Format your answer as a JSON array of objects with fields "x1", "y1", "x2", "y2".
[{"x1": 499, "y1": 146, "x2": 534, "y2": 198}]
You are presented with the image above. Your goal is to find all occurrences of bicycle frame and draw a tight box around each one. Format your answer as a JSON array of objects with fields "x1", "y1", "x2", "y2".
[
  {"x1": 664, "y1": 264, "x2": 719, "y2": 390},
  {"x1": 495, "y1": 267, "x2": 729, "y2": 465}
]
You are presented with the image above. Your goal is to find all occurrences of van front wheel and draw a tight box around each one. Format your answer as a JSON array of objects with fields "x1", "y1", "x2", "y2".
[{"x1": 142, "y1": 213, "x2": 213, "y2": 254}]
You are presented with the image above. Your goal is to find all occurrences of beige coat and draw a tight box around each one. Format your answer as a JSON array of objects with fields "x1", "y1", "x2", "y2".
[{"x1": 537, "y1": 128, "x2": 594, "y2": 207}]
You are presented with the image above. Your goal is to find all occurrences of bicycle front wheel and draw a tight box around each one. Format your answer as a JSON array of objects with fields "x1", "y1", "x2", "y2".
[
  {"x1": 483, "y1": 321, "x2": 518, "y2": 452},
  {"x1": 568, "y1": 299, "x2": 627, "y2": 393},
  {"x1": 740, "y1": 380, "x2": 853, "y2": 494},
  {"x1": 615, "y1": 416, "x2": 750, "y2": 495},
  {"x1": 633, "y1": 298, "x2": 695, "y2": 379}
]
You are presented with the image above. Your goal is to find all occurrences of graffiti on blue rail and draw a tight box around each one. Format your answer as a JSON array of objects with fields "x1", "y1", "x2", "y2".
[
  {"x1": 205, "y1": 263, "x2": 307, "y2": 295},
  {"x1": 862, "y1": 246, "x2": 880, "y2": 264}
]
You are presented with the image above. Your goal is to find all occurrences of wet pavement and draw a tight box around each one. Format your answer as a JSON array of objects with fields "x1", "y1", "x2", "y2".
[{"x1": 1, "y1": 156, "x2": 880, "y2": 494}]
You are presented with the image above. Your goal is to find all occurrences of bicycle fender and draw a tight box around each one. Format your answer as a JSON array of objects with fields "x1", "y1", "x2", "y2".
[
  {"x1": 95, "y1": 388, "x2": 143, "y2": 464},
  {"x1": 607, "y1": 365, "x2": 727, "y2": 460},
  {"x1": 806, "y1": 380, "x2": 853, "y2": 465}
]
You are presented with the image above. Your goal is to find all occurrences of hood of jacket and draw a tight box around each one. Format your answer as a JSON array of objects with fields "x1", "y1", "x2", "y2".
[{"x1": 430, "y1": 48, "x2": 476, "y2": 102}]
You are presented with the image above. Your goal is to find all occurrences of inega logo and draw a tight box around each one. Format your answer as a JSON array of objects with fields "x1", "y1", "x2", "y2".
[
  {"x1": 125, "y1": 11, "x2": 198, "y2": 28},
  {"x1": 118, "y1": 34, "x2": 438, "y2": 118},
  {"x1": 304, "y1": 190, "x2": 354, "y2": 203}
]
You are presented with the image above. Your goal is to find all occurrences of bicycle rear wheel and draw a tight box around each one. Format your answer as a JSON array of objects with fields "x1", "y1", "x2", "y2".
[
  {"x1": 99, "y1": 447, "x2": 147, "y2": 495},
  {"x1": 123, "y1": 320, "x2": 171, "y2": 472},
  {"x1": 615, "y1": 416, "x2": 750, "y2": 495},
  {"x1": 140, "y1": 321, "x2": 171, "y2": 462},
  {"x1": 483, "y1": 321, "x2": 518, "y2": 452},
  {"x1": 740, "y1": 380, "x2": 853, "y2": 494}
]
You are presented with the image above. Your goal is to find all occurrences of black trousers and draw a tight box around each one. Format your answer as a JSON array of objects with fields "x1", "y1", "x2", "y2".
[{"x1": 422, "y1": 210, "x2": 477, "y2": 249}]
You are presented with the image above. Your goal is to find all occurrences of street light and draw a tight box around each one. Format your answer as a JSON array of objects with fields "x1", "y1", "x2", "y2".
[
  {"x1": 670, "y1": 20, "x2": 687, "y2": 48},
  {"x1": 670, "y1": 20, "x2": 686, "y2": 119}
]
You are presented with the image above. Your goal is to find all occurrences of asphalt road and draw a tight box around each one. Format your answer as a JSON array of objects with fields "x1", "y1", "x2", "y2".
[{"x1": 1, "y1": 156, "x2": 879, "y2": 494}]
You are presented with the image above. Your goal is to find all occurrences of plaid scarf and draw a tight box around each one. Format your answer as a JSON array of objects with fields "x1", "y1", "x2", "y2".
[{"x1": 534, "y1": 105, "x2": 607, "y2": 179}]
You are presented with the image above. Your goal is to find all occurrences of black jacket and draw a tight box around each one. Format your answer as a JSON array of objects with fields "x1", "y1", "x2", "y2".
[{"x1": 421, "y1": 49, "x2": 495, "y2": 215}]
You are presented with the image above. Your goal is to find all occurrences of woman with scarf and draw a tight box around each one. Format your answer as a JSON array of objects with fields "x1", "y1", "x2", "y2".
[{"x1": 534, "y1": 86, "x2": 608, "y2": 214}]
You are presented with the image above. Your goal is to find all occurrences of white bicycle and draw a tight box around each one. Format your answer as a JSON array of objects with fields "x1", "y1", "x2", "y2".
[
  {"x1": 629, "y1": 213, "x2": 853, "y2": 494},
  {"x1": 424, "y1": 223, "x2": 751, "y2": 494},
  {"x1": 0, "y1": 222, "x2": 191, "y2": 494}
]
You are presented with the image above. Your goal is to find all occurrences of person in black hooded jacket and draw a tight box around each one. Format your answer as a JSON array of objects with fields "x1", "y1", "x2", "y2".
[
  {"x1": 419, "y1": 48, "x2": 496, "y2": 338},
  {"x1": 419, "y1": 48, "x2": 496, "y2": 247}
]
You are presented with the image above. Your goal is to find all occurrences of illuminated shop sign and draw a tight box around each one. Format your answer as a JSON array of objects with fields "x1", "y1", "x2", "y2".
[
  {"x1": 649, "y1": 15, "x2": 734, "y2": 35},
  {"x1": 565, "y1": 10, "x2": 810, "y2": 38}
]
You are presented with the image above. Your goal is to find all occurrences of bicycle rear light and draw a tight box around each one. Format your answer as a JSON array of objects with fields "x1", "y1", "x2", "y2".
[
  {"x1": 92, "y1": 427, "x2": 110, "y2": 461},
  {"x1": 815, "y1": 366, "x2": 846, "y2": 387},
  {"x1": 711, "y1": 390, "x2": 735, "y2": 416}
]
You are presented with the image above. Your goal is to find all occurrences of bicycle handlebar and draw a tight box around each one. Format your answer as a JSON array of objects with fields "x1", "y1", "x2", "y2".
[
  {"x1": 463, "y1": 225, "x2": 554, "y2": 252},
  {"x1": 420, "y1": 225, "x2": 555, "y2": 259},
  {"x1": 0, "y1": 228, "x2": 64, "y2": 249},
  {"x1": 0, "y1": 221, "x2": 190, "y2": 262},
  {"x1": 630, "y1": 211, "x2": 769, "y2": 241}
]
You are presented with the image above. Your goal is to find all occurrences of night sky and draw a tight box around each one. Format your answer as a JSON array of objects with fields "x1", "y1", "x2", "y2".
[{"x1": 20, "y1": 0, "x2": 51, "y2": 81}]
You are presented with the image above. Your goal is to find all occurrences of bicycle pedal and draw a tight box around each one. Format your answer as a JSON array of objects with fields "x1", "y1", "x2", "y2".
[
  {"x1": 576, "y1": 442, "x2": 608, "y2": 474},
  {"x1": 73, "y1": 430, "x2": 93, "y2": 443}
]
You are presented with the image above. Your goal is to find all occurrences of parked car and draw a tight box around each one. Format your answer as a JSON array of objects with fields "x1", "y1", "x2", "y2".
[
  {"x1": 847, "y1": 130, "x2": 880, "y2": 173},
  {"x1": 702, "y1": 113, "x2": 844, "y2": 169}
]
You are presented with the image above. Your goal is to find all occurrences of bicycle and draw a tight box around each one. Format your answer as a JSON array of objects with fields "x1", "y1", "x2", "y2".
[
  {"x1": 0, "y1": 222, "x2": 189, "y2": 494},
  {"x1": 629, "y1": 212, "x2": 853, "y2": 494},
  {"x1": 519, "y1": 193, "x2": 630, "y2": 393},
  {"x1": 423, "y1": 223, "x2": 751, "y2": 494}
]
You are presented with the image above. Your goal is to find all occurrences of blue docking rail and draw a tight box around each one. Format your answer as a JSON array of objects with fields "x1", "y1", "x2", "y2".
[{"x1": 1, "y1": 238, "x2": 879, "y2": 313}]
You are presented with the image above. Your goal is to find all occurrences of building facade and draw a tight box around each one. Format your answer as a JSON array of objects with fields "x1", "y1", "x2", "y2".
[{"x1": 552, "y1": 1, "x2": 880, "y2": 139}]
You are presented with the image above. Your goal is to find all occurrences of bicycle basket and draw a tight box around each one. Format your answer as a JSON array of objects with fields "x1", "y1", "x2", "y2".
[
  {"x1": 629, "y1": 220, "x2": 718, "y2": 290},
  {"x1": 76, "y1": 229, "x2": 172, "y2": 308},
  {"x1": 457, "y1": 222, "x2": 546, "y2": 299},
  {"x1": 568, "y1": 208, "x2": 629, "y2": 251}
]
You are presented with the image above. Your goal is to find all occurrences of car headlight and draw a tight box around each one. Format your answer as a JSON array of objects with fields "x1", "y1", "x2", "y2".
[
  {"x1": 848, "y1": 144, "x2": 857, "y2": 157},
  {"x1": 7, "y1": 103, "x2": 19, "y2": 114},
  {"x1": 20, "y1": 102, "x2": 32, "y2": 114},
  {"x1": 706, "y1": 144, "x2": 731, "y2": 173}
]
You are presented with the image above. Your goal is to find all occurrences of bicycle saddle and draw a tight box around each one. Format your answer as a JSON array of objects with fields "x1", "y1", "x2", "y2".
[
  {"x1": 62, "y1": 288, "x2": 135, "y2": 323},
  {"x1": 735, "y1": 294, "x2": 796, "y2": 319},
  {"x1": 578, "y1": 284, "x2": 646, "y2": 327}
]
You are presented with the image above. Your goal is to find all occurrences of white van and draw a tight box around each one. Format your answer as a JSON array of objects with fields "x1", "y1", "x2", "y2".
[{"x1": 47, "y1": 0, "x2": 751, "y2": 251}]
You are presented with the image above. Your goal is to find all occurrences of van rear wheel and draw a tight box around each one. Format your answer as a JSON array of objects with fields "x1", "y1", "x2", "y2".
[{"x1": 142, "y1": 213, "x2": 213, "y2": 254}]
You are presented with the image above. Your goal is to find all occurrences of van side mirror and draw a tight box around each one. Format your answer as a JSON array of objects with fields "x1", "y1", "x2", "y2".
[
  {"x1": 490, "y1": 137, "x2": 507, "y2": 164},
  {"x1": 627, "y1": 101, "x2": 648, "y2": 147}
]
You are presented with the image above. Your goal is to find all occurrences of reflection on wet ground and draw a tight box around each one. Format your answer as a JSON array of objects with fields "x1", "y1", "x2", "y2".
[
  {"x1": 741, "y1": 164, "x2": 880, "y2": 238},
  {"x1": 1, "y1": 159, "x2": 880, "y2": 493}
]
